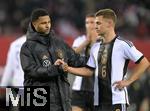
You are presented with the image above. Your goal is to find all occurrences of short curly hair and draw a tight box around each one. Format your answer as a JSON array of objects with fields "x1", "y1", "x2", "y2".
[{"x1": 31, "y1": 8, "x2": 49, "y2": 22}]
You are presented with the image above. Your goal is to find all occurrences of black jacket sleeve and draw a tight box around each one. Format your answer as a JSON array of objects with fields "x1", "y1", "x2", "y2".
[
  {"x1": 20, "y1": 44, "x2": 60, "y2": 79},
  {"x1": 64, "y1": 43, "x2": 88, "y2": 67}
]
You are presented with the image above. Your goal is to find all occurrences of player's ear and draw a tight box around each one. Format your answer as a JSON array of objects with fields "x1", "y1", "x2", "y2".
[
  {"x1": 107, "y1": 19, "x2": 114, "y2": 27},
  {"x1": 32, "y1": 21, "x2": 36, "y2": 27}
]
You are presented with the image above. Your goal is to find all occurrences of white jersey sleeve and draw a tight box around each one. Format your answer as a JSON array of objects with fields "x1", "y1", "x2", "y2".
[
  {"x1": 72, "y1": 38, "x2": 80, "y2": 48},
  {"x1": 72, "y1": 35, "x2": 86, "y2": 48},
  {"x1": 86, "y1": 45, "x2": 96, "y2": 68},
  {"x1": 1, "y1": 36, "x2": 26, "y2": 87},
  {"x1": 1, "y1": 44, "x2": 14, "y2": 86},
  {"x1": 123, "y1": 41, "x2": 143, "y2": 63}
]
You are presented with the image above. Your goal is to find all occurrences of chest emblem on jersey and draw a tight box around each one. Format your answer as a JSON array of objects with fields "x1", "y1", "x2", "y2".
[
  {"x1": 56, "y1": 49, "x2": 64, "y2": 59},
  {"x1": 115, "y1": 109, "x2": 120, "y2": 111},
  {"x1": 42, "y1": 55, "x2": 51, "y2": 67},
  {"x1": 43, "y1": 60, "x2": 51, "y2": 67},
  {"x1": 42, "y1": 55, "x2": 48, "y2": 59}
]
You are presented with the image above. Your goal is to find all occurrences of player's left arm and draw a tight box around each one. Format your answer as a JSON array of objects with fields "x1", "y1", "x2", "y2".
[
  {"x1": 114, "y1": 41, "x2": 149, "y2": 89},
  {"x1": 114, "y1": 57, "x2": 149, "y2": 90},
  {"x1": 127, "y1": 57, "x2": 149, "y2": 84}
]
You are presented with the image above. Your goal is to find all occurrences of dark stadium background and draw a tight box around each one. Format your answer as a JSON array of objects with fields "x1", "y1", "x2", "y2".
[{"x1": 0, "y1": 0, "x2": 149, "y2": 111}]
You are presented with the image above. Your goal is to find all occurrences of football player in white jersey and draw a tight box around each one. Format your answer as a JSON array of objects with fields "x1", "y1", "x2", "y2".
[
  {"x1": 55, "y1": 9, "x2": 149, "y2": 111},
  {"x1": 1, "y1": 18, "x2": 29, "y2": 87}
]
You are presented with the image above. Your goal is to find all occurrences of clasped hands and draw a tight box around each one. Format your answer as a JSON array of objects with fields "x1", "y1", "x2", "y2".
[{"x1": 54, "y1": 59, "x2": 68, "y2": 72}]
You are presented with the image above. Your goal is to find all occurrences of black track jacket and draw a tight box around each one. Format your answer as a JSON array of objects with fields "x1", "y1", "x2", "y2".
[{"x1": 20, "y1": 24, "x2": 86, "y2": 111}]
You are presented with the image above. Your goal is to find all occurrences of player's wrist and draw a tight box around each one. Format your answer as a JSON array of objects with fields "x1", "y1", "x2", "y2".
[
  {"x1": 67, "y1": 66, "x2": 71, "y2": 72},
  {"x1": 127, "y1": 78, "x2": 134, "y2": 85}
]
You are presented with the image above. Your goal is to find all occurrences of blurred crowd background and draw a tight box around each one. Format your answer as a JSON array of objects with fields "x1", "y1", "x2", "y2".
[
  {"x1": 0, "y1": 0, "x2": 150, "y2": 39},
  {"x1": 0, "y1": 0, "x2": 150, "y2": 111}
]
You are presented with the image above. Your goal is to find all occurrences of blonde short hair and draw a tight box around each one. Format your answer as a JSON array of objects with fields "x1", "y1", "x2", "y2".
[{"x1": 95, "y1": 9, "x2": 117, "y2": 25}]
